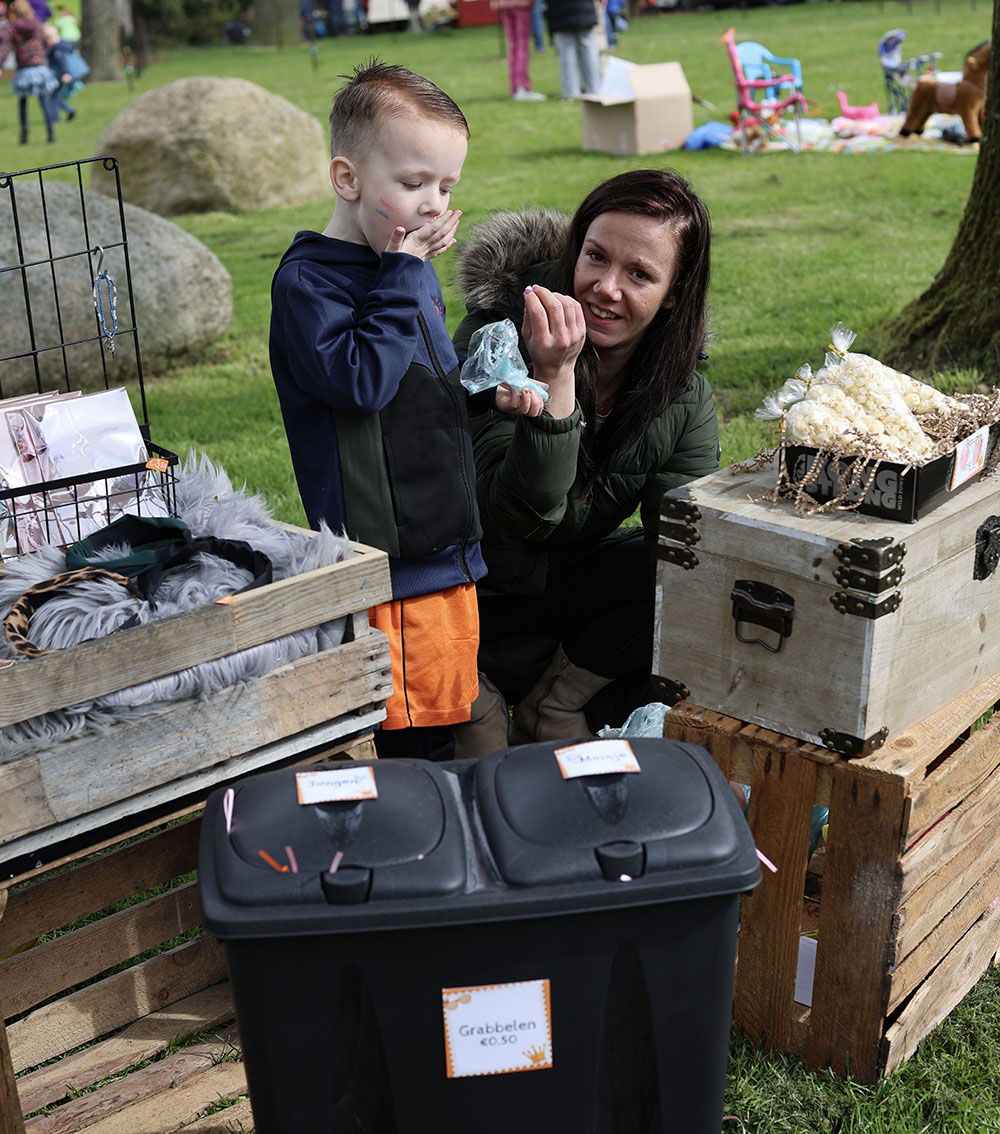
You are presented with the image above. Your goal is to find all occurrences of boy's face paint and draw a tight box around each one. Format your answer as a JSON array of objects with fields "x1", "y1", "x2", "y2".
[{"x1": 352, "y1": 114, "x2": 467, "y2": 253}]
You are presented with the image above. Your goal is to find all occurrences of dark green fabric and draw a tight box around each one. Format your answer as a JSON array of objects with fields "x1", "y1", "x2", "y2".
[{"x1": 65, "y1": 515, "x2": 191, "y2": 577}]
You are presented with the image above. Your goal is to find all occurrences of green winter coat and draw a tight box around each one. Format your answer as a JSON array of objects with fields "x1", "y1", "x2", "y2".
[{"x1": 453, "y1": 209, "x2": 720, "y2": 597}]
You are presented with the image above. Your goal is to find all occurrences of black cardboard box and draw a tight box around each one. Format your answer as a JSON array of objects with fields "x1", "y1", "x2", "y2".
[{"x1": 784, "y1": 420, "x2": 1000, "y2": 522}]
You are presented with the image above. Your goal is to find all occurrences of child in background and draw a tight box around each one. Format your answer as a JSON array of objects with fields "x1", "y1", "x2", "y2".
[
  {"x1": 493, "y1": 0, "x2": 545, "y2": 101},
  {"x1": 269, "y1": 60, "x2": 538, "y2": 761},
  {"x1": 0, "y1": 0, "x2": 59, "y2": 143},
  {"x1": 52, "y1": 3, "x2": 78, "y2": 41},
  {"x1": 42, "y1": 20, "x2": 78, "y2": 120}
]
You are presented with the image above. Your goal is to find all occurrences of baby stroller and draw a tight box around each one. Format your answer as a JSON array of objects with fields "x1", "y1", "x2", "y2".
[{"x1": 879, "y1": 29, "x2": 941, "y2": 115}]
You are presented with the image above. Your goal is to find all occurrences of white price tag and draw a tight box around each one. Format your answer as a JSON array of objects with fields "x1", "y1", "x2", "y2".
[
  {"x1": 554, "y1": 738, "x2": 640, "y2": 779},
  {"x1": 951, "y1": 425, "x2": 990, "y2": 490},
  {"x1": 442, "y1": 979, "x2": 553, "y2": 1078},
  {"x1": 295, "y1": 766, "x2": 377, "y2": 805}
]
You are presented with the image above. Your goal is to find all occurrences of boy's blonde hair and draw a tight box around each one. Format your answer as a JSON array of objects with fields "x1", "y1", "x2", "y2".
[{"x1": 329, "y1": 59, "x2": 469, "y2": 160}]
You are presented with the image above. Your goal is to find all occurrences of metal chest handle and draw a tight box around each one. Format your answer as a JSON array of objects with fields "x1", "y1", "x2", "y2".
[{"x1": 731, "y1": 580, "x2": 794, "y2": 653}]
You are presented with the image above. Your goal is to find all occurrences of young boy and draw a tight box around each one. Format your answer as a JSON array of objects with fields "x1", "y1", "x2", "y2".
[{"x1": 269, "y1": 61, "x2": 492, "y2": 761}]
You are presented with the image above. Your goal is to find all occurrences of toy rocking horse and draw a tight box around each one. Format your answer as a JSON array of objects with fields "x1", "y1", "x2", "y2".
[{"x1": 900, "y1": 40, "x2": 991, "y2": 143}]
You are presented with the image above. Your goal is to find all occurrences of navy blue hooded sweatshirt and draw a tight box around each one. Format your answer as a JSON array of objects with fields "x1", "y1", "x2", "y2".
[{"x1": 269, "y1": 231, "x2": 485, "y2": 600}]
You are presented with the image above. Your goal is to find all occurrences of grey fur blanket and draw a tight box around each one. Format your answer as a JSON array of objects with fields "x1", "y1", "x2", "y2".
[{"x1": 0, "y1": 452, "x2": 353, "y2": 758}]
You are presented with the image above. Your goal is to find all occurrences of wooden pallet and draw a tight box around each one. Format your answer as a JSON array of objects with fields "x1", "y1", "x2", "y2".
[
  {"x1": 663, "y1": 668, "x2": 1000, "y2": 1083},
  {"x1": 0, "y1": 732, "x2": 377, "y2": 1134}
]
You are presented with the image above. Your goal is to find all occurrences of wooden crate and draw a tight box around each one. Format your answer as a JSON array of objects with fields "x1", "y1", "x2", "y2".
[
  {"x1": 0, "y1": 732, "x2": 376, "y2": 1134},
  {"x1": 662, "y1": 668, "x2": 1000, "y2": 1083},
  {"x1": 0, "y1": 539, "x2": 392, "y2": 871}
]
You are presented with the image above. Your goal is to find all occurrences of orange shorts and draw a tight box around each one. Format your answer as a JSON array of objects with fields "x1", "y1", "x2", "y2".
[{"x1": 369, "y1": 583, "x2": 479, "y2": 731}]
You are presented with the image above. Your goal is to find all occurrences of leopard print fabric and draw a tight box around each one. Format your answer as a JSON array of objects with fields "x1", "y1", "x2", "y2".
[{"x1": 3, "y1": 567, "x2": 133, "y2": 659}]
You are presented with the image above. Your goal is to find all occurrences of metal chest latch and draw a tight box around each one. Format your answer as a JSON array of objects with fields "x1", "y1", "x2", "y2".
[
  {"x1": 658, "y1": 498, "x2": 701, "y2": 570},
  {"x1": 830, "y1": 537, "x2": 905, "y2": 619},
  {"x1": 731, "y1": 580, "x2": 794, "y2": 653},
  {"x1": 974, "y1": 515, "x2": 1000, "y2": 581}
]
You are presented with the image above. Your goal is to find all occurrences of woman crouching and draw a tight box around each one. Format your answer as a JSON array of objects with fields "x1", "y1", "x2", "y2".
[{"x1": 453, "y1": 168, "x2": 720, "y2": 755}]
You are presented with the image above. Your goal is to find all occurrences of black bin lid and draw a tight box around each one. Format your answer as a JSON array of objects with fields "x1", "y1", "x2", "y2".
[
  {"x1": 200, "y1": 759, "x2": 469, "y2": 937},
  {"x1": 474, "y1": 738, "x2": 753, "y2": 890}
]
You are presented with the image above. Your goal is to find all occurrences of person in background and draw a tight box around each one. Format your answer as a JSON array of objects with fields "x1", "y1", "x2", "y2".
[
  {"x1": 546, "y1": 0, "x2": 600, "y2": 99},
  {"x1": 493, "y1": 0, "x2": 545, "y2": 101},
  {"x1": 452, "y1": 169, "x2": 719, "y2": 754},
  {"x1": 0, "y1": 0, "x2": 59, "y2": 143},
  {"x1": 42, "y1": 20, "x2": 77, "y2": 120},
  {"x1": 52, "y1": 3, "x2": 78, "y2": 41},
  {"x1": 530, "y1": 0, "x2": 544, "y2": 51}
]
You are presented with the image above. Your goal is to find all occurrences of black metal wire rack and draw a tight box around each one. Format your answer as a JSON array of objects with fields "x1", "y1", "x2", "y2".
[{"x1": 0, "y1": 156, "x2": 178, "y2": 561}]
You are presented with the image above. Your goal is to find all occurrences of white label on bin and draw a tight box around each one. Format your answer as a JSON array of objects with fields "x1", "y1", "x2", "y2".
[
  {"x1": 951, "y1": 425, "x2": 990, "y2": 490},
  {"x1": 294, "y1": 766, "x2": 377, "y2": 804},
  {"x1": 442, "y1": 979, "x2": 553, "y2": 1078},
  {"x1": 553, "y1": 739, "x2": 640, "y2": 779}
]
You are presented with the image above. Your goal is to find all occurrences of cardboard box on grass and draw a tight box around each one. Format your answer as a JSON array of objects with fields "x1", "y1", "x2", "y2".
[{"x1": 581, "y1": 58, "x2": 693, "y2": 156}]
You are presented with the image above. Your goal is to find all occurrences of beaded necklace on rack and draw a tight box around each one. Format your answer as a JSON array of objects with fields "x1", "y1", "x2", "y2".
[{"x1": 92, "y1": 244, "x2": 118, "y2": 357}]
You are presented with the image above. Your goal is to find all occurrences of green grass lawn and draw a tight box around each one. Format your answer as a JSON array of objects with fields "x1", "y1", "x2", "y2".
[{"x1": 6, "y1": 2, "x2": 1000, "y2": 1127}]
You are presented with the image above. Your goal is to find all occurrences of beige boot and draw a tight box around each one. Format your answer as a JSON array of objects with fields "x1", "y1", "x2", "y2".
[
  {"x1": 454, "y1": 673, "x2": 510, "y2": 759},
  {"x1": 511, "y1": 645, "x2": 613, "y2": 744}
]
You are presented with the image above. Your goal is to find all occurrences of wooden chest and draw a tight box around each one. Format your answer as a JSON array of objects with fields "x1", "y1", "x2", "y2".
[{"x1": 653, "y1": 463, "x2": 1000, "y2": 755}]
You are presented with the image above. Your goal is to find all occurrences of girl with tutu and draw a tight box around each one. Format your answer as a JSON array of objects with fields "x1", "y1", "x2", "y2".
[{"x1": 0, "y1": 0, "x2": 60, "y2": 143}]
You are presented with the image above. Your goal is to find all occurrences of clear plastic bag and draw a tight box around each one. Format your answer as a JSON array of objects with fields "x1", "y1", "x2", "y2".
[{"x1": 460, "y1": 319, "x2": 548, "y2": 401}]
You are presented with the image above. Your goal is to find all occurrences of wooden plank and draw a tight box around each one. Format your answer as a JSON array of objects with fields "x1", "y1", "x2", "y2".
[
  {"x1": 894, "y1": 818, "x2": 1000, "y2": 964},
  {"x1": 900, "y1": 763, "x2": 1000, "y2": 898},
  {"x1": 0, "y1": 820, "x2": 200, "y2": 955},
  {"x1": 1, "y1": 634, "x2": 391, "y2": 850},
  {"x1": 882, "y1": 904, "x2": 1000, "y2": 1077},
  {"x1": 806, "y1": 763, "x2": 907, "y2": 1082},
  {"x1": 871, "y1": 668, "x2": 1000, "y2": 786},
  {"x1": 905, "y1": 710, "x2": 1000, "y2": 842},
  {"x1": 8, "y1": 935, "x2": 227, "y2": 1074},
  {"x1": 1, "y1": 731, "x2": 375, "y2": 890},
  {"x1": 15, "y1": 983, "x2": 235, "y2": 1117},
  {"x1": 889, "y1": 859, "x2": 1000, "y2": 1015},
  {"x1": 181, "y1": 1097, "x2": 255, "y2": 1132},
  {"x1": 0, "y1": 991, "x2": 26, "y2": 1134},
  {"x1": 661, "y1": 703, "x2": 744, "y2": 780},
  {"x1": 0, "y1": 541, "x2": 391, "y2": 728},
  {"x1": 734, "y1": 732, "x2": 816, "y2": 1050},
  {"x1": 2, "y1": 883, "x2": 201, "y2": 1019},
  {"x1": 38, "y1": 1060, "x2": 249, "y2": 1134},
  {"x1": 23, "y1": 1025, "x2": 240, "y2": 1134}
]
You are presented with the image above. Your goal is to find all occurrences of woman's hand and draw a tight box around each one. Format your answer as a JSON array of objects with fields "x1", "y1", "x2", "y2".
[
  {"x1": 386, "y1": 210, "x2": 462, "y2": 261},
  {"x1": 495, "y1": 383, "x2": 547, "y2": 417},
  {"x1": 522, "y1": 285, "x2": 584, "y2": 419}
]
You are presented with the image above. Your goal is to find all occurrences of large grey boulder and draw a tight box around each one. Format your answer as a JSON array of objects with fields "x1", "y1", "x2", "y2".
[
  {"x1": 91, "y1": 76, "x2": 331, "y2": 216},
  {"x1": 0, "y1": 177, "x2": 232, "y2": 396}
]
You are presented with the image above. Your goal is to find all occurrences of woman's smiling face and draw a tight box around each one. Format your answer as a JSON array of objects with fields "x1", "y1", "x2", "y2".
[{"x1": 573, "y1": 211, "x2": 679, "y2": 358}]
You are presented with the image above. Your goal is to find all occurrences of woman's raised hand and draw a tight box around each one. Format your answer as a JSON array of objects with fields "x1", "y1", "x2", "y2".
[{"x1": 522, "y1": 285, "x2": 584, "y2": 419}]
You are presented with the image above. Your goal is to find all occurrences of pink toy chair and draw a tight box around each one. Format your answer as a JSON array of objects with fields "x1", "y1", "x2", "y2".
[{"x1": 720, "y1": 27, "x2": 809, "y2": 154}]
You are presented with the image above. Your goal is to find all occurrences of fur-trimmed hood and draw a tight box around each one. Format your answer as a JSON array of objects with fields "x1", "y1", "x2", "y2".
[{"x1": 454, "y1": 208, "x2": 570, "y2": 315}]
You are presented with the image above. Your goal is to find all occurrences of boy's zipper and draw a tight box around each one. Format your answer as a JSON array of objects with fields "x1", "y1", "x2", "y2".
[{"x1": 417, "y1": 312, "x2": 478, "y2": 578}]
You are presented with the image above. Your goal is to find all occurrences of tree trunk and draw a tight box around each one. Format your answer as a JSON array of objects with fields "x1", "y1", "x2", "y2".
[
  {"x1": 253, "y1": 0, "x2": 303, "y2": 47},
  {"x1": 80, "y1": 0, "x2": 122, "y2": 83},
  {"x1": 874, "y1": 6, "x2": 1000, "y2": 378}
]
